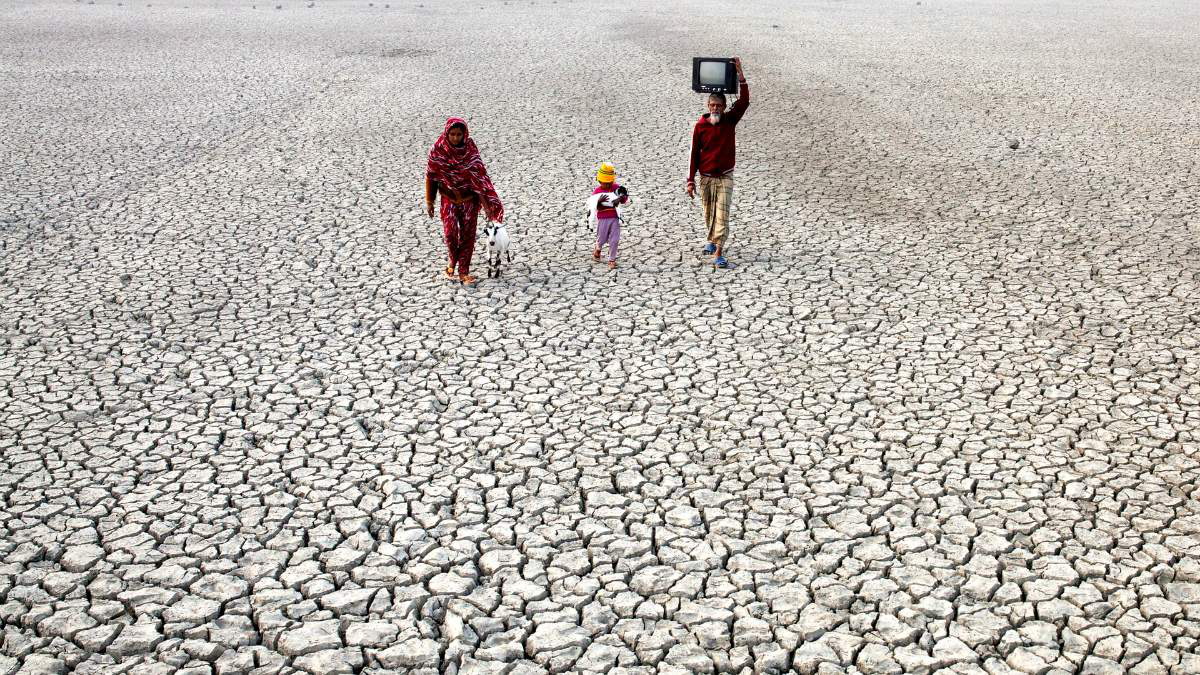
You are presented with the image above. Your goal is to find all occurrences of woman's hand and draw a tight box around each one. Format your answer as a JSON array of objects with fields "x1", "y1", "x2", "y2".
[{"x1": 426, "y1": 201, "x2": 435, "y2": 218}]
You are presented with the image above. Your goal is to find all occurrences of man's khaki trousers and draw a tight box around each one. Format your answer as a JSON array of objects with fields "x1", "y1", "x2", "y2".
[{"x1": 700, "y1": 174, "x2": 734, "y2": 248}]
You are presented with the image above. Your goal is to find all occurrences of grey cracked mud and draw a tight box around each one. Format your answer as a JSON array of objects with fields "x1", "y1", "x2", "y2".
[{"x1": 2, "y1": 0, "x2": 1199, "y2": 674}]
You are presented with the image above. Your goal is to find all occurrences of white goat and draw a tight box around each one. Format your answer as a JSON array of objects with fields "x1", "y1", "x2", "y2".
[
  {"x1": 584, "y1": 185, "x2": 629, "y2": 231},
  {"x1": 483, "y1": 222, "x2": 511, "y2": 278}
]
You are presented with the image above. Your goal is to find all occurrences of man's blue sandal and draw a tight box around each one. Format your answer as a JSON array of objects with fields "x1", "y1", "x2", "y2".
[
  {"x1": 702, "y1": 243, "x2": 716, "y2": 255},
  {"x1": 715, "y1": 256, "x2": 728, "y2": 268}
]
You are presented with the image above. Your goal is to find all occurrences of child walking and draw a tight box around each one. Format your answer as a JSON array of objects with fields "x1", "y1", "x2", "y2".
[{"x1": 591, "y1": 163, "x2": 629, "y2": 269}]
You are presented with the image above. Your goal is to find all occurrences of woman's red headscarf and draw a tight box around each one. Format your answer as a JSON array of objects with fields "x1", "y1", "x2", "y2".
[{"x1": 426, "y1": 118, "x2": 504, "y2": 223}]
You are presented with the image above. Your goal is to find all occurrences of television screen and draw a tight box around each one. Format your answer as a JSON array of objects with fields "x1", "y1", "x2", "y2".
[
  {"x1": 692, "y1": 57, "x2": 738, "y2": 94},
  {"x1": 699, "y1": 61, "x2": 728, "y2": 87}
]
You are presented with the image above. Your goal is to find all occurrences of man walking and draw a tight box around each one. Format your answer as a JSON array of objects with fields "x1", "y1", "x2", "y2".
[{"x1": 687, "y1": 57, "x2": 749, "y2": 268}]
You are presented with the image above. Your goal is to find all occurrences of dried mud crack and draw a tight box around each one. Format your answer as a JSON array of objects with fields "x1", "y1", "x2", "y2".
[{"x1": 2, "y1": 0, "x2": 1199, "y2": 673}]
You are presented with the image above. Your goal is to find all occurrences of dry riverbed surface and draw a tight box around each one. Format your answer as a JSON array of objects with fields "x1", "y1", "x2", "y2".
[{"x1": 2, "y1": 0, "x2": 1200, "y2": 673}]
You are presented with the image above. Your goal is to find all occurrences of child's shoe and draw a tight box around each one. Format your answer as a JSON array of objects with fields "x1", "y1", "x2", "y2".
[
  {"x1": 608, "y1": 260, "x2": 617, "y2": 269},
  {"x1": 592, "y1": 248, "x2": 602, "y2": 262}
]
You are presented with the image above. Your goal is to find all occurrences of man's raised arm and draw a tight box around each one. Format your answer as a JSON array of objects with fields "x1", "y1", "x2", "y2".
[{"x1": 730, "y1": 58, "x2": 749, "y2": 122}]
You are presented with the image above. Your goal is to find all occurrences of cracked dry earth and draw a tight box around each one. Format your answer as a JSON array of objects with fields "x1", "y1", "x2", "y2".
[{"x1": 2, "y1": 0, "x2": 1200, "y2": 673}]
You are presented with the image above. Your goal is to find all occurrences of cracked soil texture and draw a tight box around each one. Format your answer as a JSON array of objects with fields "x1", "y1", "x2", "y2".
[{"x1": 2, "y1": 0, "x2": 1199, "y2": 673}]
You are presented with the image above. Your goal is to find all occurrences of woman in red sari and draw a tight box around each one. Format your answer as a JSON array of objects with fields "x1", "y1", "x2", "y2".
[{"x1": 425, "y1": 118, "x2": 504, "y2": 286}]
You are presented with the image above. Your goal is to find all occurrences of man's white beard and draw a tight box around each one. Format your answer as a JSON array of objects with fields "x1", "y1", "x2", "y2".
[{"x1": 709, "y1": 113, "x2": 721, "y2": 125}]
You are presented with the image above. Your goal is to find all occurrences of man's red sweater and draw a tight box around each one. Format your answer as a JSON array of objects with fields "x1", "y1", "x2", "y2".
[{"x1": 687, "y1": 79, "x2": 750, "y2": 186}]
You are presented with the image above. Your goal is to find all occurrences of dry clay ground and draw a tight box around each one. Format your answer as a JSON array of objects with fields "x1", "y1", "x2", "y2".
[{"x1": 2, "y1": 0, "x2": 1200, "y2": 673}]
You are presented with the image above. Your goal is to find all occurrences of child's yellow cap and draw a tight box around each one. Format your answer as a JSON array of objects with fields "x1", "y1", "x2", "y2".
[{"x1": 597, "y1": 163, "x2": 616, "y2": 183}]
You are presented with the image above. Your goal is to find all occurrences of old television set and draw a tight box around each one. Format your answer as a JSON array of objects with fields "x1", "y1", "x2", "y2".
[{"x1": 692, "y1": 57, "x2": 739, "y2": 95}]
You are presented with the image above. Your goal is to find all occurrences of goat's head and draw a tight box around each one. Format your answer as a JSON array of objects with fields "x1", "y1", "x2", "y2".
[{"x1": 483, "y1": 223, "x2": 507, "y2": 248}]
